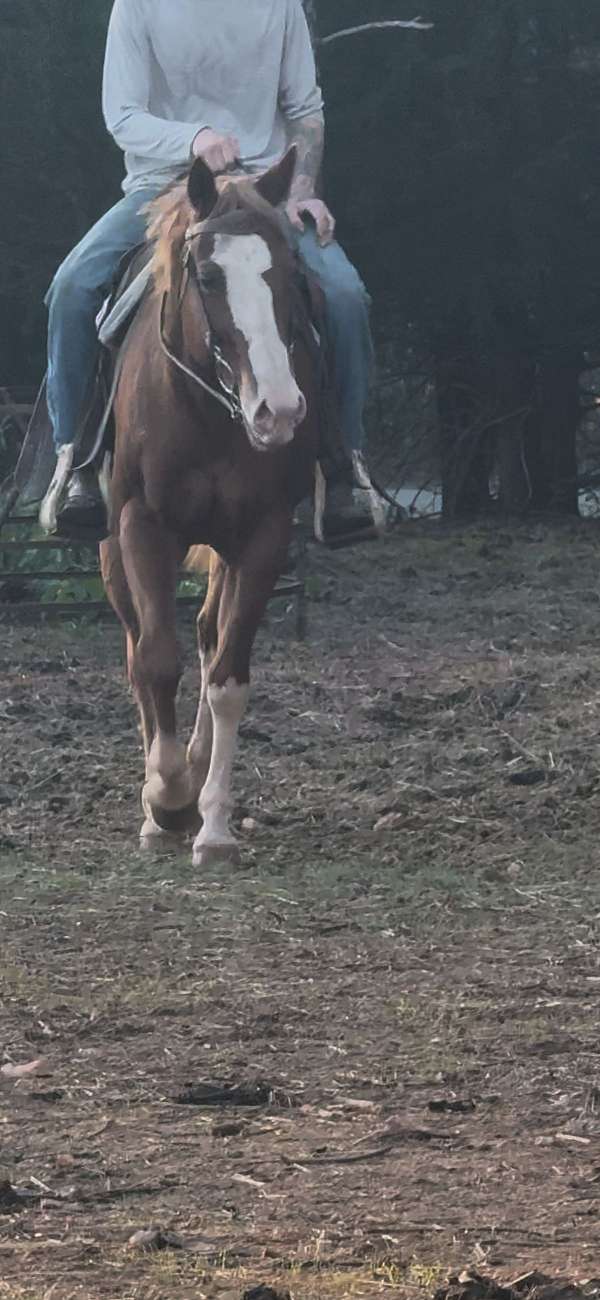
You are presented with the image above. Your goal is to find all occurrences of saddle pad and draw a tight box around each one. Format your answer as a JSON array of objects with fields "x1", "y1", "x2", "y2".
[{"x1": 97, "y1": 263, "x2": 153, "y2": 347}]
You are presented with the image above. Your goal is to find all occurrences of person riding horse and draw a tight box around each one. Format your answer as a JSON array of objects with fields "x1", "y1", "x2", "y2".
[{"x1": 44, "y1": 0, "x2": 378, "y2": 540}]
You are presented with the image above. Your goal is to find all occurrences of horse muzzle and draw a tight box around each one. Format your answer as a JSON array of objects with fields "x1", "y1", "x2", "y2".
[{"x1": 246, "y1": 390, "x2": 307, "y2": 451}]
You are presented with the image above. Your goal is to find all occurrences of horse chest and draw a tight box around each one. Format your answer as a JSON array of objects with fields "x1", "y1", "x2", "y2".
[{"x1": 147, "y1": 458, "x2": 266, "y2": 545}]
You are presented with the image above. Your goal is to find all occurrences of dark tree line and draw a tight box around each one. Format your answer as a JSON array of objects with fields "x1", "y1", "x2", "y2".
[
  {"x1": 3, "y1": 1, "x2": 600, "y2": 516},
  {"x1": 320, "y1": 0, "x2": 600, "y2": 516}
]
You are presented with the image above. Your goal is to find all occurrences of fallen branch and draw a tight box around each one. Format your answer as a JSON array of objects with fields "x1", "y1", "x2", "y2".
[
  {"x1": 282, "y1": 1145, "x2": 394, "y2": 1165},
  {"x1": 319, "y1": 18, "x2": 433, "y2": 46}
]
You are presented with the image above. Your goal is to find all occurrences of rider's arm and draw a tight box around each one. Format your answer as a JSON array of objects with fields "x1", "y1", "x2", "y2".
[
  {"x1": 279, "y1": 0, "x2": 325, "y2": 202},
  {"x1": 102, "y1": 0, "x2": 206, "y2": 164},
  {"x1": 286, "y1": 114, "x2": 325, "y2": 203}
]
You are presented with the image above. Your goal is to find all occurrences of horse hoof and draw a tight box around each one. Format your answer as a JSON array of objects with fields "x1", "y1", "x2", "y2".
[
  {"x1": 139, "y1": 821, "x2": 185, "y2": 856},
  {"x1": 145, "y1": 801, "x2": 201, "y2": 836},
  {"x1": 192, "y1": 841, "x2": 241, "y2": 868}
]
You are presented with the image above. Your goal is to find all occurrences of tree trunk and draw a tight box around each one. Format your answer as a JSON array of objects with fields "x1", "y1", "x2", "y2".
[
  {"x1": 436, "y1": 352, "x2": 494, "y2": 519},
  {"x1": 494, "y1": 352, "x2": 535, "y2": 515},
  {"x1": 525, "y1": 359, "x2": 580, "y2": 514}
]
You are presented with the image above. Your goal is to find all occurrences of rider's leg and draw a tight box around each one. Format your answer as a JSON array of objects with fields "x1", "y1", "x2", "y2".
[
  {"x1": 41, "y1": 187, "x2": 158, "y2": 533},
  {"x1": 295, "y1": 227, "x2": 382, "y2": 536},
  {"x1": 45, "y1": 187, "x2": 158, "y2": 453},
  {"x1": 295, "y1": 226, "x2": 374, "y2": 457}
]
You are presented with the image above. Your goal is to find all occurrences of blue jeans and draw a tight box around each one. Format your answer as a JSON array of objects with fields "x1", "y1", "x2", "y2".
[
  {"x1": 46, "y1": 191, "x2": 373, "y2": 455},
  {"x1": 294, "y1": 227, "x2": 373, "y2": 453}
]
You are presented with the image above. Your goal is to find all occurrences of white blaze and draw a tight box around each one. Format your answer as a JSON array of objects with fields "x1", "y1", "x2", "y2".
[{"x1": 211, "y1": 233, "x2": 301, "y2": 435}]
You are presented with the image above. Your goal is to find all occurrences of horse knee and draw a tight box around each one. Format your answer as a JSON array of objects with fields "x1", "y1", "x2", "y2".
[
  {"x1": 134, "y1": 633, "x2": 181, "y2": 696},
  {"x1": 207, "y1": 677, "x2": 250, "y2": 720}
]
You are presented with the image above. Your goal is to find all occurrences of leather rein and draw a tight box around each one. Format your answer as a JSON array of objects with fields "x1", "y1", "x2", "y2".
[{"x1": 158, "y1": 220, "x2": 244, "y2": 423}]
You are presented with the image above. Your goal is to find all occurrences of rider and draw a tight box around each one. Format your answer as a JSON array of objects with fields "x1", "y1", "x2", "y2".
[{"x1": 44, "y1": 0, "x2": 377, "y2": 538}]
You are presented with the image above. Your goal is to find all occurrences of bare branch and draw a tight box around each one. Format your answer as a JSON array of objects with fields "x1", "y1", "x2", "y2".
[{"x1": 319, "y1": 19, "x2": 434, "y2": 46}]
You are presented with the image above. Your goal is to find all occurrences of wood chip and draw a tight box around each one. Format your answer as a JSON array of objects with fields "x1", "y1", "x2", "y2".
[
  {"x1": 374, "y1": 812, "x2": 405, "y2": 832},
  {"x1": 127, "y1": 1227, "x2": 184, "y2": 1252}
]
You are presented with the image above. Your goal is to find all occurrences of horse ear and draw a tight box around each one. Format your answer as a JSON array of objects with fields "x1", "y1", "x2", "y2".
[
  {"x1": 188, "y1": 158, "x2": 218, "y2": 217},
  {"x1": 255, "y1": 146, "x2": 297, "y2": 208}
]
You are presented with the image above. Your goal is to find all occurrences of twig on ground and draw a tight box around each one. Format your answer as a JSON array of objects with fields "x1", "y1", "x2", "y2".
[
  {"x1": 282, "y1": 1146, "x2": 394, "y2": 1165},
  {"x1": 495, "y1": 726, "x2": 542, "y2": 766}
]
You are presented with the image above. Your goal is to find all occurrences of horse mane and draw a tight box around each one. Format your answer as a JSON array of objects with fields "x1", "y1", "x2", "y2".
[
  {"x1": 146, "y1": 178, "x2": 191, "y2": 296},
  {"x1": 146, "y1": 172, "x2": 287, "y2": 298}
]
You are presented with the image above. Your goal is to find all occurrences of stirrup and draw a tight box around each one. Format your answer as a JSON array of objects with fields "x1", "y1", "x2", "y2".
[{"x1": 313, "y1": 456, "x2": 387, "y2": 549}]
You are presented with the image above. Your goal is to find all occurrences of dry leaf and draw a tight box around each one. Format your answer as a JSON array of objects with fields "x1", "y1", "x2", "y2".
[
  {"x1": 54, "y1": 1154, "x2": 76, "y2": 1169},
  {"x1": 1, "y1": 1057, "x2": 48, "y2": 1080}
]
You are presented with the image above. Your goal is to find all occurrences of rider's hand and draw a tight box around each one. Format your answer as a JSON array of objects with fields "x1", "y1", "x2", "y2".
[
  {"x1": 192, "y1": 128, "x2": 240, "y2": 173},
  {"x1": 286, "y1": 197, "x2": 336, "y2": 247}
]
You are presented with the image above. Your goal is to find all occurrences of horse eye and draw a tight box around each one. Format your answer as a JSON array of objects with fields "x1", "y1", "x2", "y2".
[{"x1": 198, "y1": 263, "x2": 223, "y2": 293}]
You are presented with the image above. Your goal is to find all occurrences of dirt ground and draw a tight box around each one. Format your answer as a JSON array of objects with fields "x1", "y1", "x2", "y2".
[{"x1": 3, "y1": 519, "x2": 600, "y2": 1300}]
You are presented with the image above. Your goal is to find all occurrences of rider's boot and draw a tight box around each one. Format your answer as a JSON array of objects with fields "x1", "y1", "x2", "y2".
[
  {"x1": 322, "y1": 480, "x2": 374, "y2": 539},
  {"x1": 56, "y1": 467, "x2": 108, "y2": 540},
  {"x1": 316, "y1": 452, "x2": 388, "y2": 547}
]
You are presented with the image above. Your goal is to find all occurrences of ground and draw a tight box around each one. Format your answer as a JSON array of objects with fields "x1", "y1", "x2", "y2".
[{"x1": 2, "y1": 520, "x2": 600, "y2": 1299}]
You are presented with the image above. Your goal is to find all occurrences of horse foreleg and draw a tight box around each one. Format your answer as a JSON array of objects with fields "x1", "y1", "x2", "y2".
[
  {"x1": 187, "y1": 552, "x2": 226, "y2": 790},
  {"x1": 119, "y1": 499, "x2": 200, "y2": 842},
  {"x1": 192, "y1": 513, "x2": 292, "y2": 868},
  {"x1": 99, "y1": 536, "x2": 154, "y2": 756}
]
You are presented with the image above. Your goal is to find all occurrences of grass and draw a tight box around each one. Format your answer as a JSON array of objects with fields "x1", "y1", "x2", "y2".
[{"x1": 0, "y1": 1255, "x2": 451, "y2": 1300}]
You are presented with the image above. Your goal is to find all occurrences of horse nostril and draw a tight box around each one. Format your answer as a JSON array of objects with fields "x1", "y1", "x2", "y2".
[
  {"x1": 253, "y1": 393, "x2": 305, "y2": 435},
  {"x1": 254, "y1": 400, "x2": 273, "y2": 430}
]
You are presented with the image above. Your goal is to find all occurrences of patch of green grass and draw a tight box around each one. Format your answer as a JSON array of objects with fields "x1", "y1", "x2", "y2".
[
  {"x1": 408, "y1": 1259, "x2": 445, "y2": 1290},
  {"x1": 0, "y1": 1288, "x2": 50, "y2": 1300},
  {"x1": 392, "y1": 995, "x2": 420, "y2": 1025},
  {"x1": 2, "y1": 961, "x2": 38, "y2": 1001}
]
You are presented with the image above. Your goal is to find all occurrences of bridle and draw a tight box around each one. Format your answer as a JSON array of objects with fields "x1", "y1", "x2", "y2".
[{"x1": 158, "y1": 218, "x2": 244, "y2": 423}]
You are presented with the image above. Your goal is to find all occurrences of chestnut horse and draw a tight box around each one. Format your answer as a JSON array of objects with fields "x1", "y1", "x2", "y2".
[{"x1": 99, "y1": 149, "x2": 319, "y2": 864}]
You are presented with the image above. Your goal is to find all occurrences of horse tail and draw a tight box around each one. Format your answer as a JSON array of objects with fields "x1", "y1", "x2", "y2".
[{"x1": 183, "y1": 545, "x2": 214, "y2": 575}]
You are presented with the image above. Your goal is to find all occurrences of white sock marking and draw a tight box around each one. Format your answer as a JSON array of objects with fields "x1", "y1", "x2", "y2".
[
  {"x1": 144, "y1": 732, "x2": 195, "y2": 811},
  {"x1": 194, "y1": 677, "x2": 249, "y2": 853}
]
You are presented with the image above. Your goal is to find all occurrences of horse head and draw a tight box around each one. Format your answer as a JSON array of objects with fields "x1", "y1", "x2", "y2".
[{"x1": 182, "y1": 147, "x2": 307, "y2": 451}]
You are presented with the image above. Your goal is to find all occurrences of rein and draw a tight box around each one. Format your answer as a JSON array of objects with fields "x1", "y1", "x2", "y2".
[
  {"x1": 159, "y1": 292, "x2": 242, "y2": 421},
  {"x1": 158, "y1": 225, "x2": 243, "y2": 423}
]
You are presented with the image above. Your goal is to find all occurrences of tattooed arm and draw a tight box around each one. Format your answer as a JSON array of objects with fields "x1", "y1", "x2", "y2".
[
  {"x1": 287, "y1": 111, "x2": 324, "y2": 200},
  {"x1": 285, "y1": 111, "x2": 336, "y2": 245},
  {"x1": 278, "y1": 0, "x2": 333, "y2": 242}
]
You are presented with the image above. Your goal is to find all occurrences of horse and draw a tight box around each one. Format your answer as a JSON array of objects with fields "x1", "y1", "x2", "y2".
[{"x1": 99, "y1": 147, "x2": 320, "y2": 865}]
